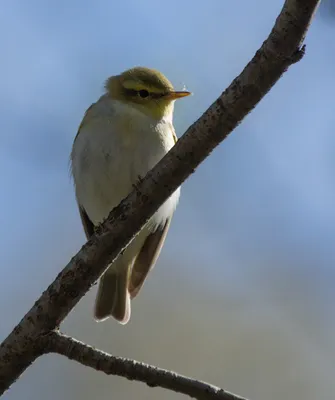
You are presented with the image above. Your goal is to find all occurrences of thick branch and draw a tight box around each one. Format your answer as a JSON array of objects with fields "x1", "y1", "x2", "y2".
[
  {"x1": 0, "y1": 0, "x2": 320, "y2": 395},
  {"x1": 47, "y1": 332, "x2": 245, "y2": 400}
]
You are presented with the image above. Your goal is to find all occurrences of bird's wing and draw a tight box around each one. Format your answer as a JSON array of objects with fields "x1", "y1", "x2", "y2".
[
  {"x1": 78, "y1": 206, "x2": 95, "y2": 239},
  {"x1": 170, "y1": 122, "x2": 178, "y2": 144},
  {"x1": 72, "y1": 102, "x2": 99, "y2": 239},
  {"x1": 129, "y1": 124, "x2": 177, "y2": 298},
  {"x1": 128, "y1": 218, "x2": 171, "y2": 299},
  {"x1": 73, "y1": 103, "x2": 96, "y2": 144}
]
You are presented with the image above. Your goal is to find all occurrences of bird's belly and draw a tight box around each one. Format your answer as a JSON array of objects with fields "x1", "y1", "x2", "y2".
[{"x1": 73, "y1": 125, "x2": 180, "y2": 229}]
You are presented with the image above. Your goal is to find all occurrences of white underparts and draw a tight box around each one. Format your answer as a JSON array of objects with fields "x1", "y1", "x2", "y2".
[{"x1": 71, "y1": 97, "x2": 180, "y2": 230}]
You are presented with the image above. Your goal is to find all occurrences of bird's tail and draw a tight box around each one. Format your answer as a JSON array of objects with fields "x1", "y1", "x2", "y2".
[{"x1": 94, "y1": 262, "x2": 131, "y2": 324}]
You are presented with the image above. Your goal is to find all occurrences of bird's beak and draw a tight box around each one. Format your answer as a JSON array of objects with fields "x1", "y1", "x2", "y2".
[{"x1": 165, "y1": 91, "x2": 192, "y2": 100}]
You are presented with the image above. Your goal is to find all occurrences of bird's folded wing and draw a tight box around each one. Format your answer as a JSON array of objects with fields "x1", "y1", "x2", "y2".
[
  {"x1": 128, "y1": 218, "x2": 171, "y2": 299},
  {"x1": 78, "y1": 206, "x2": 95, "y2": 239}
]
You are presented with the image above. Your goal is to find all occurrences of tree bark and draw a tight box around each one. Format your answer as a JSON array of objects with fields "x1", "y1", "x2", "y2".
[
  {"x1": 0, "y1": 0, "x2": 321, "y2": 397},
  {"x1": 46, "y1": 331, "x2": 246, "y2": 400}
]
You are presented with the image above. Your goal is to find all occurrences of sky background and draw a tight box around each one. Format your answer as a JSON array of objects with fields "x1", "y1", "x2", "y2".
[{"x1": 1, "y1": 1, "x2": 334, "y2": 399}]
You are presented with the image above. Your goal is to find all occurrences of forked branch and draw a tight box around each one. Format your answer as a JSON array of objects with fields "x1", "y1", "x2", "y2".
[
  {"x1": 47, "y1": 331, "x2": 246, "y2": 400},
  {"x1": 0, "y1": 0, "x2": 320, "y2": 398}
]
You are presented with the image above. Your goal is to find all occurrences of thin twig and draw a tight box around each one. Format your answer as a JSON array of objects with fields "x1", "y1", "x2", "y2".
[
  {"x1": 47, "y1": 331, "x2": 246, "y2": 400},
  {"x1": 0, "y1": 0, "x2": 320, "y2": 396}
]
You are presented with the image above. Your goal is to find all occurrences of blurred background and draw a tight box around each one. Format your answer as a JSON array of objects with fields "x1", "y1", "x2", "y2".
[{"x1": 1, "y1": 0, "x2": 334, "y2": 399}]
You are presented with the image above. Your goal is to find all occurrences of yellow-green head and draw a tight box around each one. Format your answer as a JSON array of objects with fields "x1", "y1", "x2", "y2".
[{"x1": 105, "y1": 67, "x2": 191, "y2": 119}]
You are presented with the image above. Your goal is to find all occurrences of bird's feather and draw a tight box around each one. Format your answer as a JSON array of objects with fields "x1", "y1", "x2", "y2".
[
  {"x1": 129, "y1": 218, "x2": 171, "y2": 299},
  {"x1": 78, "y1": 206, "x2": 94, "y2": 239}
]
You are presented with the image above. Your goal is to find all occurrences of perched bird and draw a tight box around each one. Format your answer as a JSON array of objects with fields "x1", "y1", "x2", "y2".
[{"x1": 71, "y1": 67, "x2": 191, "y2": 324}]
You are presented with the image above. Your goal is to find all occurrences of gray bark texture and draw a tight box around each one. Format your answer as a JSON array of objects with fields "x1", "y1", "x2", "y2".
[{"x1": 0, "y1": 0, "x2": 321, "y2": 398}]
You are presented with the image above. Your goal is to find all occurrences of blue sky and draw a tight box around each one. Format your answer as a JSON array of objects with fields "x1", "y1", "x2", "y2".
[{"x1": 0, "y1": 1, "x2": 334, "y2": 399}]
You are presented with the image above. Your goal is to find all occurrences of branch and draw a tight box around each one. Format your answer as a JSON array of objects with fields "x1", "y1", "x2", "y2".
[
  {"x1": 47, "y1": 331, "x2": 245, "y2": 400},
  {"x1": 0, "y1": 0, "x2": 320, "y2": 396}
]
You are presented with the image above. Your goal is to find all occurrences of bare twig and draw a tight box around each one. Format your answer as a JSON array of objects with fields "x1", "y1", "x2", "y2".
[
  {"x1": 0, "y1": 0, "x2": 320, "y2": 397},
  {"x1": 47, "y1": 331, "x2": 245, "y2": 400}
]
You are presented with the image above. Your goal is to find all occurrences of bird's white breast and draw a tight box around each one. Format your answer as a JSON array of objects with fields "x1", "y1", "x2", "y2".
[{"x1": 71, "y1": 96, "x2": 180, "y2": 229}]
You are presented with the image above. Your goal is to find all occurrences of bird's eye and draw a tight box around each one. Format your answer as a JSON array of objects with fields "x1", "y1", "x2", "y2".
[{"x1": 138, "y1": 90, "x2": 149, "y2": 98}]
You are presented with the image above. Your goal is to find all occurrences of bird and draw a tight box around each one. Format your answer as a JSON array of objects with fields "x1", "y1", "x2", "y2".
[{"x1": 70, "y1": 66, "x2": 191, "y2": 324}]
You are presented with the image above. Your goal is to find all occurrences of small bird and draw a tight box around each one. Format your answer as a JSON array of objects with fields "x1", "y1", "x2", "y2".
[{"x1": 71, "y1": 67, "x2": 191, "y2": 324}]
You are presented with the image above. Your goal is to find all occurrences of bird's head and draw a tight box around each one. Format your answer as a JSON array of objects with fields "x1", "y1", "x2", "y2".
[{"x1": 105, "y1": 66, "x2": 191, "y2": 119}]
